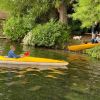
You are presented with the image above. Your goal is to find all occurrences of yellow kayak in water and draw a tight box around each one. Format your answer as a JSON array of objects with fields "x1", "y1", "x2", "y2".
[
  {"x1": 68, "y1": 43, "x2": 100, "y2": 51},
  {"x1": 0, "y1": 56, "x2": 68, "y2": 67}
]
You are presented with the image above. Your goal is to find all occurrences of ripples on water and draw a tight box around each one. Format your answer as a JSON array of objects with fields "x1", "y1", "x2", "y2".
[{"x1": 0, "y1": 40, "x2": 100, "y2": 100}]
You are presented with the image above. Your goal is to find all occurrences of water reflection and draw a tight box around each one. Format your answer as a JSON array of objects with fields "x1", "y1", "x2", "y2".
[{"x1": 0, "y1": 55, "x2": 100, "y2": 100}]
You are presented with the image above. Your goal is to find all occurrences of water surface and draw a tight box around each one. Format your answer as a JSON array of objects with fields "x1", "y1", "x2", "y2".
[{"x1": 0, "y1": 39, "x2": 100, "y2": 100}]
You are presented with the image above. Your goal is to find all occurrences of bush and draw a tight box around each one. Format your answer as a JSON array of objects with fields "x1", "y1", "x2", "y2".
[
  {"x1": 84, "y1": 46, "x2": 100, "y2": 59},
  {"x1": 3, "y1": 16, "x2": 34, "y2": 41},
  {"x1": 23, "y1": 20, "x2": 70, "y2": 48}
]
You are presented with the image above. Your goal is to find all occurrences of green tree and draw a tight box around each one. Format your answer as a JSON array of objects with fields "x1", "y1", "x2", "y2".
[
  {"x1": 0, "y1": 0, "x2": 73, "y2": 24},
  {"x1": 72, "y1": 0, "x2": 100, "y2": 27}
]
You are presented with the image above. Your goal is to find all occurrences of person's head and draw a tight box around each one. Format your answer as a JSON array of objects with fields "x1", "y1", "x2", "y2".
[{"x1": 10, "y1": 45, "x2": 16, "y2": 51}]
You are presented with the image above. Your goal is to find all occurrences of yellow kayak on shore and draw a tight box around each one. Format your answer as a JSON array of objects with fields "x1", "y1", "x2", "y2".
[
  {"x1": 68, "y1": 43, "x2": 100, "y2": 51},
  {"x1": 0, "y1": 56, "x2": 68, "y2": 67}
]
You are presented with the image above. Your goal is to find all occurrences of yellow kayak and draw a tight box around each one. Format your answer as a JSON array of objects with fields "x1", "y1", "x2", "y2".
[
  {"x1": 68, "y1": 43, "x2": 100, "y2": 51},
  {"x1": 0, "y1": 56, "x2": 68, "y2": 67}
]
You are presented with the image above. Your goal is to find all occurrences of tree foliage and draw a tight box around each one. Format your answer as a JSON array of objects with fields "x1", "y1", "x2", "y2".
[
  {"x1": 23, "y1": 20, "x2": 70, "y2": 48},
  {"x1": 0, "y1": 0, "x2": 72, "y2": 44},
  {"x1": 72, "y1": 0, "x2": 100, "y2": 28},
  {"x1": 3, "y1": 16, "x2": 34, "y2": 41},
  {"x1": 0, "y1": 0, "x2": 50, "y2": 17},
  {"x1": 0, "y1": 0, "x2": 73, "y2": 23}
]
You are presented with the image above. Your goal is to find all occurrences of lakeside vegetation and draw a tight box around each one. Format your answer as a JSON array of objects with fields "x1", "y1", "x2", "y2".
[
  {"x1": 84, "y1": 46, "x2": 100, "y2": 59},
  {"x1": 0, "y1": 0, "x2": 99, "y2": 48},
  {"x1": 23, "y1": 20, "x2": 70, "y2": 48}
]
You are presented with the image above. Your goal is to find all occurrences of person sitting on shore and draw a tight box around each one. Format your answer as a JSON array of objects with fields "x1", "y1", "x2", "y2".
[
  {"x1": 91, "y1": 21, "x2": 99, "y2": 37},
  {"x1": 91, "y1": 21, "x2": 100, "y2": 43},
  {"x1": 96, "y1": 36, "x2": 100, "y2": 43},
  {"x1": 8, "y1": 45, "x2": 21, "y2": 58},
  {"x1": 91, "y1": 38, "x2": 98, "y2": 43}
]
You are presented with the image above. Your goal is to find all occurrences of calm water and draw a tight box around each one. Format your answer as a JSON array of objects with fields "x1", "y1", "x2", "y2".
[{"x1": 0, "y1": 39, "x2": 100, "y2": 100}]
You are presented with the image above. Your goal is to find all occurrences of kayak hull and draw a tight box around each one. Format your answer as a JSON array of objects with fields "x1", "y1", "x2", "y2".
[
  {"x1": 0, "y1": 56, "x2": 68, "y2": 69},
  {"x1": 68, "y1": 43, "x2": 100, "y2": 51}
]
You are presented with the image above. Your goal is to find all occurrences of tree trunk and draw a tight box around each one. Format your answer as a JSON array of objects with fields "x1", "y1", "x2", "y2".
[{"x1": 57, "y1": 2, "x2": 67, "y2": 24}]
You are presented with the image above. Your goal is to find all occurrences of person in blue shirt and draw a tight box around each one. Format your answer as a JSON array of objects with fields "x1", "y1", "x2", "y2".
[{"x1": 8, "y1": 45, "x2": 21, "y2": 58}]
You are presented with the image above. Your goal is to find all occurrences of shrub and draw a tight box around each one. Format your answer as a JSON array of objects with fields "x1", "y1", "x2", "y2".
[
  {"x1": 23, "y1": 20, "x2": 70, "y2": 48},
  {"x1": 3, "y1": 16, "x2": 34, "y2": 41},
  {"x1": 84, "y1": 46, "x2": 100, "y2": 59}
]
